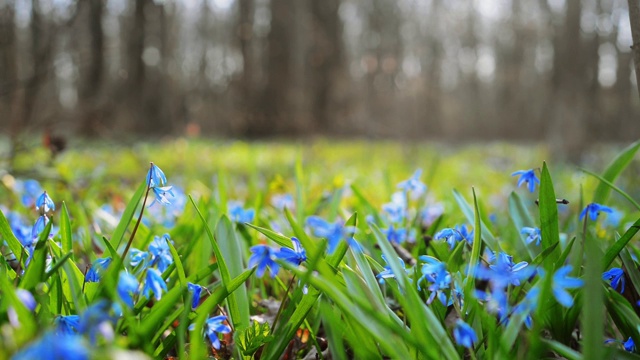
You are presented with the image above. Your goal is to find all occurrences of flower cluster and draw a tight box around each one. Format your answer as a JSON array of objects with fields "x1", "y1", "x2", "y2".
[{"x1": 248, "y1": 237, "x2": 307, "y2": 278}]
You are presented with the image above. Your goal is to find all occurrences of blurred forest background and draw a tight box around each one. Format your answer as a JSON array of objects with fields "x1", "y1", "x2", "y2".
[{"x1": 1, "y1": 0, "x2": 639, "y2": 151}]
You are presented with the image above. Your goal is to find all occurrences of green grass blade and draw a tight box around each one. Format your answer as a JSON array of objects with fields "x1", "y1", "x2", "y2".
[
  {"x1": 453, "y1": 189, "x2": 499, "y2": 250},
  {"x1": 166, "y1": 238, "x2": 187, "y2": 288},
  {"x1": 20, "y1": 220, "x2": 52, "y2": 290},
  {"x1": 538, "y1": 162, "x2": 561, "y2": 267},
  {"x1": 508, "y1": 191, "x2": 536, "y2": 260},
  {"x1": 581, "y1": 168, "x2": 640, "y2": 211},
  {"x1": 0, "y1": 209, "x2": 28, "y2": 267},
  {"x1": 592, "y1": 140, "x2": 640, "y2": 205},
  {"x1": 113, "y1": 182, "x2": 146, "y2": 249},
  {"x1": 216, "y1": 216, "x2": 250, "y2": 331},
  {"x1": 602, "y1": 218, "x2": 640, "y2": 269},
  {"x1": 466, "y1": 188, "x2": 482, "y2": 295},
  {"x1": 59, "y1": 202, "x2": 73, "y2": 256},
  {"x1": 245, "y1": 223, "x2": 291, "y2": 248}
]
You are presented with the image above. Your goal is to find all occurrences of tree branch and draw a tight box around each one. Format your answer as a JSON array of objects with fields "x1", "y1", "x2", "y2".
[{"x1": 627, "y1": 0, "x2": 640, "y2": 100}]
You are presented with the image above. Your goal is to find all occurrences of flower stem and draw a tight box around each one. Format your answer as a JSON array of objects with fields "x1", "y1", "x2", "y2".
[
  {"x1": 271, "y1": 275, "x2": 297, "y2": 331},
  {"x1": 122, "y1": 186, "x2": 151, "y2": 262}
]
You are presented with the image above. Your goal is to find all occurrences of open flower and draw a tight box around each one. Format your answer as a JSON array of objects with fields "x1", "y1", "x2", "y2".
[
  {"x1": 275, "y1": 237, "x2": 307, "y2": 266},
  {"x1": 579, "y1": 203, "x2": 613, "y2": 222},
  {"x1": 397, "y1": 169, "x2": 427, "y2": 199},
  {"x1": 149, "y1": 234, "x2": 174, "y2": 272},
  {"x1": 117, "y1": 271, "x2": 139, "y2": 308},
  {"x1": 143, "y1": 268, "x2": 168, "y2": 301},
  {"x1": 453, "y1": 320, "x2": 477, "y2": 348},
  {"x1": 512, "y1": 169, "x2": 539, "y2": 193},
  {"x1": 603, "y1": 268, "x2": 625, "y2": 293},
  {"x1": 521, "y1": 227, "x2": 542, "y2": 246},
  {"x1": 189, "y1": 315, "x2": 232, "y2": 350},
  {"x1": 85, "y1": 257, "x2": 113, "y2": 283},
  {"x1": 248, "y1": 245, "x2": 279, "y2": 278}
]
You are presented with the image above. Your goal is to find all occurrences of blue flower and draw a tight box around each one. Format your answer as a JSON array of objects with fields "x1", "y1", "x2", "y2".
[
  {"x1": 475, "y1": 252, "x2": 533, "y2": 288},
  {"x1": 146, "y1": 162, "x2": 168, "y2": 188},
  {"x1": 275, "y1": 237, "x2": 307, "y2": 266},
  {"x1": 511, "y1": 169, "x2": 540, "y2": 193},
  {"x1": 31, "y1": 215, "x2": 48, "y2": 241},
  {"x1": 228, "y1": 201, "x2": 255, "y2": 223},
  {"x1": 385, "y1": 225, "x2": 407, "y2": 245},
  {"x1": 35, "y1": 191, "x2": 55, "y2": 213},
  {"x1": 16, "y1": 179, "x2": 42, "y2": 208},
  {"x1": 117, "y1": 271, "x2": 139, "y2": 308},
  {"x1": 151, "y1": 186, "x2": 175, "y2": 206},
  {"x1": 85, "y1": 257, "x2": 112, "y2": 283},
  {"x1": 397, "y1": 169, "x2": 427, "y2": 199},
  {"x1": 579, "y1": 203, "x2": 614, "y2": 222},
  {"x1": 539, "y1": 265, "x2": 583, "y2": 307},
  {"x1": 435, "y1": 225, "x2": 473, "y2": 249},
  {"x1": 189, "y1": 315, "x2": 232, "y2": 350},
  {"x1": 143, "y1": 268, "x2": 168, "y2": 301},
  {"x1": 306, "y1": 216, "x2": 355, "y2": 254},
  {"x1": 521, "y1": 227, "x2": 542, "y2": 246},
  {"x1": 606, "y1": 337, "x2": 636, "y2": 352},
  {"x1": 248, "y1": 245, "x2": 279, "y2": 278},
  {"x1": 603, "y1": 268, "x2": 625, "y2": 293},
  {"x1": 512, "y1": 287, "x2": 540, "y2": 329},
  {"x1": 77, "y1": 301, "x2": 117, "y2": 343},
  {"x1": 16, "y1": 289, "x2": 36, "y2": 311},
  {"x1": 376, "y1": 255, "x2": 410, "y2": 284},
  {"x1": 128, "y1": 248, "x2": 149, "y2": 268},
  {"x1": 271, "y1": 194, "x2": 295, "y2": 211},
  {"x1": 55, "y1": 315, "x2": 81, "y2": 335},
  {"x1": 453, "y1": 319, "x2": 477, "y2": 348},
  {"x1": 417, "y1": 256, "x2": 451, "y2": 305},
  {"x1": 149, "y1": 234, "x2": 174, "y2": 272},
  {"x1": 188, "y1": 282, "x2": 204, "y2": 309},
  {"x1": 12, "y1": 332, "x2": 90, "y2": 360},
  {"x1": 382, "y1": 192, "x2": 407, "y2": 223}
]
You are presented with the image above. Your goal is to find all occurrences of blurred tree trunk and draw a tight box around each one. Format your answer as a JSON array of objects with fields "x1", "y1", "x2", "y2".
[
  {"x1": 125, "y1": 0, "x2": 148, "y2": 132},
  {"x1": 628, "y1": 0, "x2": 640, "y2": 99},
  {"x1": 254, "y1": 0, "x2": 294, "y2": 137},
  {"x1": 548, "y1": 0, "x2": 587, "y2": 162},
  {"x1": 78, "y1": 0, "x2": 106, "y2": 137},
  {"x1": 309, "y1": 0, "x2": 343, "y2": 133},
  {"x1": 423, "y1": 0, "x2": 443, "y2": 137},
  {"x1": 0, "y1": 1, "x2": 18, "y2": 137},
  {"x1": 237, "y1": 0, "x2": 256, "y2": 133}
]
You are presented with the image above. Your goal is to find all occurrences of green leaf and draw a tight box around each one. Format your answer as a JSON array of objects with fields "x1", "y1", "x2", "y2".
[
  {"x1": 20, "y1": 220, "x2": 52, "y2": 290},
  {"x1": 236, "y1": 320, "x2": 274, "y2": 357},
  {"x1": 582, "y1": 228, "x2": 604, "y2": 360},
  {"x1": 538, "y1": 162, "x2": 561, "y2": 267},
  {"x1": 190, "y1": 268, "x2": 256, "y2": 358},
  {"x1": 466, "y1": 188, "x2": 483, "y2": 296},
  {"x1": 59, "y1": 202, "x2": 73, "y2": 256},
  {"x1": 508, "y1": 191, "x2": 536, "y2": 260},
  {"x1": 216, "y1": 216, "x2": 250, "y2": 331},
  {"x1": 0, "y1": 209, "x2": 28, "y2": 267},
  {"x1": 113, "y1": 182, "x2": 146, "y2": 249},
  {"x1": 245, "y1": 223, "x2": 291, "y2": 248},
  {"x1": 592, "y1": 140, "x2": 640, "y2": 205},
  {"x1": 602, "y1": 218, "x2": 640, "y2": 269},
  {"x1": 166, "y1": 238, "x2": 187, "y2": 288},
  {"x1": 452, "y1": 189, "x2": 499, "y2": 250},
  {"x1": 581, "y1": 168, "x2": 640, "y2": 211},
  {"x1": 540, "y1": 339, "x2": 583, "y2": 360}
]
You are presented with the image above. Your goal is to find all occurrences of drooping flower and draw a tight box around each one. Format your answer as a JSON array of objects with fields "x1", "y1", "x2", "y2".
[
  {"x1": 275, "y1": 237, "x2": 307, "y2": 266},
  {"x1": 151, "y1": 186, "x2": 175, "y2": 206},
  {"x1": 384, "y1": 225, "x2": 407, "y2": 245},
  {"x1": 511, "y1": 169, "x2": 540, "y2": 193},
  {"x1": 539, "y1": 265, "x2": 583, "y2": 307},
  {"x1": 35, "y1": 191, "x2": 55, "y2": 213},
  {"x1": 376, "y1": 255, "x2": 410, "y2": 284},
  {"x1": 382, "y1": 192, "x2": 407, "y2": 223},
  {"x1": 85, "y1": 257, "x2": 112, "y2": 283},
  {"x1": 579, "y1": 203, "x2": 614, "y2": 222},
  {"x1": 143, "y1": 268, "x2": 168, "y2": 301},
  {"x1": 149, "y1": 234, "x2": 174, "y2": 272},
  {"x1": 606, "y1": 337, "x2": 636, "y2": 352},
  {"x1": 306, "y1": 216, "x2": 355, "y2": 254},
  {"x1": 417, "y1": 256, "x2": 451, "y2": 305},
  {"x1": 512, "y1": 287, "x2": 540, "y2": 329},
  {"x1": 117, "y1": 271, "x2": 139, "y2": 308},
  {"x1": 31, "y1": 215, "x2": 48, "y2": 242},
  {"x1": 228, "y1": 201, "x2": 255, "y2": 223},
  {"x1": 189, "y1": 315, "x2": 232, "y2": 350},
  {"x1": 603, "y1": 268, "x2": 625, "y2": 294},
  {"x1": 397, "y1": 169, "x2": 427, "y2": 199},
  {"x1": 146, "y1": 163, "x2": 168, "y2": 188},
  {"x1": 188, "y1": 282, "x2": 204, "y2": 309},
  {"x1": 128, "y1": 248, "x2": 149, "y2": 268},
  {"x1": 435, "y1": 225, "x2": 473, "y2": 249},
  {"x1": 453, "y1": 320, "x2": 477, "y2": 348},
  {"x1": 521, "y1": 227, "x2": 542, "y2": 246},
  {"x1": 12, "y1": 332, "x2": 90, "y2": 360},
  {"x1": 248, "y1": 245, "x2": 279, "y2": 278}
]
